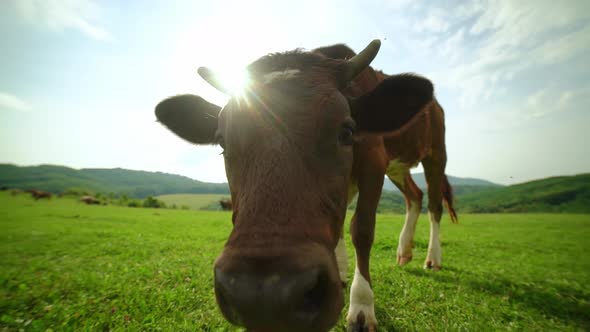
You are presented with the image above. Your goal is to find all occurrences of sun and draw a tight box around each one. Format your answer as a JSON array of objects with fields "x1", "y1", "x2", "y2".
[{"x1": 215, "y1": 67, "x2": 252, "y2": 97}]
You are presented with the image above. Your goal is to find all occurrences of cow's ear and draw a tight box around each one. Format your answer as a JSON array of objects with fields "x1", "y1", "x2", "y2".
[
  {"x1": 155, "y1": 94, "x2": 221, "y2": 144},
  {"x1": 350, "y1": 74, "x2": 434, "y2": 133}
]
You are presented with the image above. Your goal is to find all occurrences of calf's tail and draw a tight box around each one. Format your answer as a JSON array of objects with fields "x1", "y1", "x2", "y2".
[{"x1": 442, "y1": 175, "x2": 458, "y2": 223}]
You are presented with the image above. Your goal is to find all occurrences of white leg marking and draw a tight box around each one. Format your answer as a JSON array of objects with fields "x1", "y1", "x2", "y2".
[
  {"x1": 425, "y1": 212, "x2": 442, "y2": 270},
  {"x1": 346, "y1": 265, "x2": 377, "y2": 327},
  {"x1": 397, "y1": 201, "x2": 421, "y2": 265},
  {"x1": 335, "y1": 237, "x2": 348, "y2": 284}
]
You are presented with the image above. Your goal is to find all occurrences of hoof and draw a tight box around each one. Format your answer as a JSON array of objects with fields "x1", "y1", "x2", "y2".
[
  {"x1": 347, "y1": 312, "x2": 376, "y2": 332},
  {"x1": 396, "y1": 254, "x2": 413, "y2": 266},
  {"x1": 424, "y1": 260, "x2": 441, "y2": 271}
]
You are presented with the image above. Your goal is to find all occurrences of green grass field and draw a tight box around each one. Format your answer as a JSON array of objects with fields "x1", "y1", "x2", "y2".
[
  {"x1": 1, "y1": 192, "x2": 589, "y2": 331},
  {"x1": 154, "y1": 194, "x2": 229, "y2": 210}
]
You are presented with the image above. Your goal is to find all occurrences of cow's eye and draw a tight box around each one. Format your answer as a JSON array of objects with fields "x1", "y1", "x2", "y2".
[{"x1": 338, "y1": 124, "x2": 355, "y2": 146}]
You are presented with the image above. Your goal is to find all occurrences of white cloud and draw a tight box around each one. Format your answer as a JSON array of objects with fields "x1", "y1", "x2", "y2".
[
  {"x1": 531, "y1": 24, "x2": 590, "y2": 66},
  {"x1": 12, "y1": 0, "x2": 110, "y2": 41},
  {"x1": 414, "y1": 8, "x2": 451, "y2": 33},
  {"x1": 454, "y1": 1, "x2": 486, "y2": 20},
  {"x1": 438, "y1": 28, "x2": 465, "y2": 61},
  {"x1": 412, "y1": 0, "x2": 590, "y2": 110},
  {"x1": 470, "y1": 0, "x2": 590, "y2": 38},
  {"x1": 0, "y1": 92, "x2": 32, "y2": 112},
  {"x1": 526, "y1": 85, "x2": 590, "y2": 118},
  {"x1": 453, "y1": 83, "x2": 590, "y2": 133}
]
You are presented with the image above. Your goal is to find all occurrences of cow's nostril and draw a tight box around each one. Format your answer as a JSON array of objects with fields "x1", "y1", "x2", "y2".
[
  {"x1": 303, "y1": 275, "x2": 325, "y2": 309},
  {"x1": 214, "y1": 272, "x2": 243, "y2": 326},
  {"x1": 293, "y1": 271, "x2": 328, "y2": 323}
]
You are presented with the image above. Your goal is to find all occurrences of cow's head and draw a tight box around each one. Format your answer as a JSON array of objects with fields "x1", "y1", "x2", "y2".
[{"x1": 155, "y1": 40, "x2": 433, "y2": 332}]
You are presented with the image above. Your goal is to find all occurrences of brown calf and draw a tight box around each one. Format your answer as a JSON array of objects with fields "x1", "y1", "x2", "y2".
[
  {"x1": 27, "y1": 189, "x2": 52, "y2": 200},
  {"x1": 79, "y1": 196, "x2": 101, "y2": 205},
  {"x1": 219, "y1": 198, "x2": 233, "y2": 211},
  {"x1": 10, "y1": 189, "x2": 23, "y2": 196},
  {"x1": 155, "y1": 40, "x2": 455, "y2": 332}
]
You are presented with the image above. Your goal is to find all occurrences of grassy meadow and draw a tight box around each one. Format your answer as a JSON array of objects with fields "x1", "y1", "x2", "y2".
[{"x1": 1, "y1": 192, "x2": 589, "y2": 331}]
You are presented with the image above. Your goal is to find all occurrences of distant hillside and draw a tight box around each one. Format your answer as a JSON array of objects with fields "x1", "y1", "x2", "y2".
[
  {"x1": 382, "y1": 173, "x2": 501, "y2": 191},
  {"x1": 2, "y1": 164, "x2": 587, "y2": 213},
  {"x1": 350, "y1": 174, "x2": 590, "y2": 214},
  {"x1": 0, "y1": 164, "x2": 229, "y2": 198},
  {"x1": 349, "y1": 184, "x2": 495, "y2": 214},
  {"x1": 457, "y1": 174, "x2": 590, "y2": 213}
]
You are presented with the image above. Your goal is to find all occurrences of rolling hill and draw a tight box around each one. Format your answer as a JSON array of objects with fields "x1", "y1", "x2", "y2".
[
  {"x1": 456, "y1": 173, "x2": 590, "y2": 213},
  {"x1": 382, "y1": 173, "x2": 501, "y2": 191},
  {"x1": 0, "y1": 164, "x2": 229, "y2": 198},
  {"x1": 1, "y1": 164, "x2": 587, "y2": 213},
  {"x1": 354, "y1": 173, "x2": 590, "y2": 214}
]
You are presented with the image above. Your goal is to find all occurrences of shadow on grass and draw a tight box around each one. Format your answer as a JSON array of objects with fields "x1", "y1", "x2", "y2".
[{"x1": 403, "y1": 267, "x2": 590, "y2": 329}]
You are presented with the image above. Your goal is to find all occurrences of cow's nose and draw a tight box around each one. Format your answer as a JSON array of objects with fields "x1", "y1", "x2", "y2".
[{"x1": 214, "y1": 267, "x2": 328, "y2": 329}]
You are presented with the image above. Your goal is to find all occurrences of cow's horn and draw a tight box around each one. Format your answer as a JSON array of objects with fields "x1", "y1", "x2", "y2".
[
  {"x1": 197, "y1": 67, "x2": 231, "y2": 94},
  {"x1": 345, "y1": 39, "x2": 381, "y2": 81}
]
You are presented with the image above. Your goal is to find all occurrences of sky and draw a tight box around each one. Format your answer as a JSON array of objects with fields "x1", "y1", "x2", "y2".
[{"x1": 0, "y1": 0, "x2": 589, "y2": 185}]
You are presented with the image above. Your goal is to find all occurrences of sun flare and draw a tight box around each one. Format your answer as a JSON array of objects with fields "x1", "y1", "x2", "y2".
[{"x1": 216, "y1": 68, "x2": 251, "y2": 97}]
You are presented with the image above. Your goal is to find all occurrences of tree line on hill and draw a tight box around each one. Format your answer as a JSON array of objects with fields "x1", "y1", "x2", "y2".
[
  {"x1": 349, "y1": 173, "x2": 590, "y2": 214},
  {"x1": 0, "y1": 164, "x2": 229, "y2": 198},
  {"x1": 1, "y1": 164, "x2": 588, "y2": 213}
]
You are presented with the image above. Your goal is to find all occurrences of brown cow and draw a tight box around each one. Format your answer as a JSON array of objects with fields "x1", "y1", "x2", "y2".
[
  {"x1": 155, "y1": 40, "x2": 456, "y2": 332},
  {"x1": 10, "y1": 189, "x2": 23, "y2": 196},
  {"x1": 219, "y1": 198, "x2": 233, "y2": 211},
  {"x1": 27, "y1": 189, "x2": 52, "y2": 200},
  {"x1": 79, "y1": 195, "x2": 101, "y2": 205}
]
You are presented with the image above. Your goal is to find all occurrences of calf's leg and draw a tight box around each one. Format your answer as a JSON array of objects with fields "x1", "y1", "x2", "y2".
[
  {"x1": 387, "y1": 166, "x2": 423, "y2": 266},
  {"x1": 422, "y1": 157, "x2": 445, "y2": 271}
]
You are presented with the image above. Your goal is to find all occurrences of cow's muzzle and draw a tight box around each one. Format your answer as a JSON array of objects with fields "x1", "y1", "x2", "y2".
[{"x1": 213, "y1": 244, "x2": 343, "y2": 332}]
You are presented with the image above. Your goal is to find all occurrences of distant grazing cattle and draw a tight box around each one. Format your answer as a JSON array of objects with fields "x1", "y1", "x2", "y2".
[
  {"x1": 219, "y1": 198, "x2": 232, "y2": 211},
  {"x1": 10, "y1": 189, "x2": 23, "y2": 196},
  {"x1": 79, "y1": 196, "x2": 100, "y2": 205},
  {"x1": 27, "y1": 190, "x2": 52, "y2": 200},
  {"x1": 155, "y1": 39, "x2": 456, "y2": 332}
]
